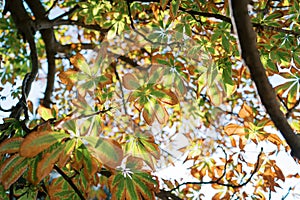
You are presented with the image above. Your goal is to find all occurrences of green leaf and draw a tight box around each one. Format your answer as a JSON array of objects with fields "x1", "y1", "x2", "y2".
[
  {"x1": 170, "y1": 0, "x2": 180, "y2": 19},
  {"x1": 107, "y1": 23, "x2": 118, "y2": 40},
  {"x1": 222, "y1": 67, "x2": 233, "y2": 85},
  {"x1": 264, "y1": 11, "x2": 283, "y2": 21},
  {"x1": 109, "y1": 169, "x2": 157, "y2": 200},
  {"x1": 27, "y1": 156, "x2": 40, "y2": 185},
  {"x1": 222, "y1": 34, "x2": 230, "y2": 53},
  {"x1": 123, "y1": 132, "x2": 160, "y2": 169},
  {"x1": 266, "y1": 59, "x2": 277, "y2": 72},
  {"x1": 83, "y1": 136, "x2": 123, "y2": 168}
]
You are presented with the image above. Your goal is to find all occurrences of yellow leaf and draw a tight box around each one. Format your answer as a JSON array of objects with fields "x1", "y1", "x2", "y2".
[
  {"x1": 153, "y1": 102, "x2": 168, "y2": 124},
  {"x1": 37, "y1": 105, "x2": 54, "y2": 121},
  {"x1": 159, "y1": 89, "x2": 179, "y2": 105}
]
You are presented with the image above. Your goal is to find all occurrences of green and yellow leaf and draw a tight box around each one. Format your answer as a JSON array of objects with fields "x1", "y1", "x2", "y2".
[
  {"x1": 83, "y1": 136, "x2": 123, "y2": 169},
  {"x1": 20, "y1": 131, "x2": 69, "y2": 158},
  {"x1": 0, "y1": 137, "x2": 23, "y2": 154},
  {"x1": 36, "y1": 144, "x2": 65, "y2": 182},
  {"x1": 0, "y1": 154, "x2": 28, "y2": 190}
]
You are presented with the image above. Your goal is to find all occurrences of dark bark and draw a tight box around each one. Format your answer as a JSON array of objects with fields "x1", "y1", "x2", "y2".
[
  {"x1": 24, "y1": 0, "x2": 58, "y2": 108},
  {"x1": 5, "y1": 0, "x2": 38, "y2": 119},
  {"x1": 230, "y1": 0, "x2": 300, "y2": 159}
]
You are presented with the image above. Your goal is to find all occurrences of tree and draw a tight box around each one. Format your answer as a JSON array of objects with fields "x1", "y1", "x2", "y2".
[{"x1": 0, "y1": 0, "x2": 299, "y2": 199}]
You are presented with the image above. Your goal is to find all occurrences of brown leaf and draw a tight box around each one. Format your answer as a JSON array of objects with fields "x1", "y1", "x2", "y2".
[
  {"x1": 69, "y1": 53, "x2": 85, "y2": 70},
  {"x1": 0, "y1": 154, "x2": 27, "y2": 190},
  {"x1": 159, "y1": 89, "x2": 179, "y2": 105},
  {"x1": 27, "y1": 100, "x2": 34, "y2": 114},
  {"x1": 0, "y1": 137, "x2": 23, "y2": 154},
  {"x1": 122, "y1": 73, "x2": 140, "y2": 90},
  {"x1": 224, "y1": 123, "x2": 245, "y2": 136},
  {"x1": 36, "y1": 145, "x2": 64, "y2": 182},
  {"x1": 20, "y1": 130, "x2": 68, "y2": 158},
  {"x1": 239, "y1": 103, "x2": 253, "y2": 121},
  {"x1": 57, "y1": 69, "x2": 77, "y2": 90},
  {"x1": 267, "y1": 134, "x2": 283, "y2": 149},
  {"x1": 143, "y1": 107, "x2": 155, "y2": 125},
  {"x1": 274, "y1": 165, "x2": 285, "y2": 181}
]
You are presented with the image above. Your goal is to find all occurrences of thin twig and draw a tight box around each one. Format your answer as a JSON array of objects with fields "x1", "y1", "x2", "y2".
[
  {"x1": 112, "y1": 63, "x2": 128, "y2": 115},
  {"x1": 52, "y1": 5, "x2": 80, "y2": 22},
  {"x1": 170, "y1": 148, "x2": 263, "y2": 192},
  {"x1": 71, "y1": 107, "x2": 113, "y2": 120},
  {"x1": 45, "y1": 0, "x2": 59, "y2": 16},
  {"x1": 282, "y1": 187, "x2": 293, "y2": 200},
  {"x1": 54, "y1": 165, "x2": 85, "y2": 200}
]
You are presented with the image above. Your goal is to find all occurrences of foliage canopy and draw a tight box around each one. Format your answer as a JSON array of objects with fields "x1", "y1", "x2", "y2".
[{"x1": 0, "y1": 0, "x2": 300, "y2": 199}]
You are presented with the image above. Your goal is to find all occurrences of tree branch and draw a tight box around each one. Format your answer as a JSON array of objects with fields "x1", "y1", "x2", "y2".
[
  {"x1": 230, "y1": 0, "x2": 300, "y2": 159},
  {"x1": 156, "y1": 189, "x2": 182, "y2": 200},
  {"x1": 54, "y1": 165, "x2": 85, "y2": 200},
  {"x1": 24, "y1": 0, "x2": 58, "y2": 108},
  {"x1": 5, "y1": 0, "x2": 38, "y2": 120}
]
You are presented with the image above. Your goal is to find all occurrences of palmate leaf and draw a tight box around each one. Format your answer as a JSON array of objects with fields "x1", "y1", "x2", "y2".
[
  {"x1": 70, "y1": 53, "x2": 91, "y2": 76},
  {"x1": 122, "y1": 132, "x2": 160, "y2": 169},
  {"x1": 83, "y1": 136, "x2": 123, "y2": 169},
  {"x1": 0, "y1": 154, "x2": 28, "y2": 190},
  {"x1": 275, "y1": 71, "x2": 300, "y2": 108},
  {"x1": 109, "y1": 169, "x2": 158, "y2": 200},
  {"x1": 151, "y1": 60, "x2": 188, "y2": 97},
  {"x1": 73, "y1": 143, "x2": 99, "y2": 183},
  {"x1": 123, "y1": 70, "x2": 179, "y2": 125},
  {"x1": 143, "y1": 99, "x2": 168, "y2": 125},
  {"x1": 140, "y1": 90, "x2": 178, "y2": 125},
  {"x1": 20, "y1": 131, "x2": 69, "y2": 158}
]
